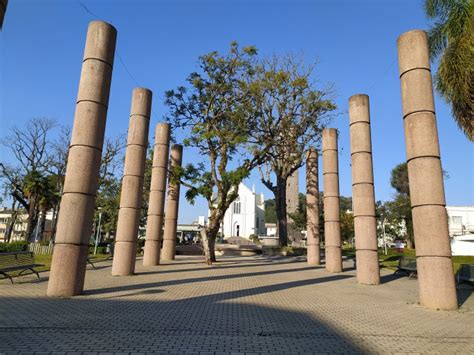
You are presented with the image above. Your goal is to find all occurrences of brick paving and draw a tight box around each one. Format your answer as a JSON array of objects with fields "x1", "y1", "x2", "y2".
[{"x1": 0, "y1": 255, "x2": 473, "y2": 354}]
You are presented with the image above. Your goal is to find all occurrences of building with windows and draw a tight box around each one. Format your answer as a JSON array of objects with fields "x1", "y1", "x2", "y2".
[
  {"x1": 446, "y1": 206, "x2": 474, "y2": 237},
  {"x1": 218, "y1": 183, "x2": 265, "y2": 239}
]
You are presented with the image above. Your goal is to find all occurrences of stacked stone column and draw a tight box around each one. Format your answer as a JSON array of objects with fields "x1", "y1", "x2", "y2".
[
  {"x1": 322, "y1": 129, "x2": 342, "y2": 273},
  {"x1": 47, "y1": 21, "x2": 116, "y2": 297},
  {"x1": 143, "y1": 123, "x2": 171, "y2": 266},
  {"x1": 397, "y1": 30, "x2": 457, "y2": 310},
  {"x1": 349, "y1": 94, "x2": 380, "y2": 285},
  {"x1": 306, "y1": 148, "x2": 320, "y2": 265},
  {"x1": 112, "y1": 88, "x2": 151, "y2": 276},
  {"x1": 161, "y1": 144, "x2": 183, "y2": 261}
]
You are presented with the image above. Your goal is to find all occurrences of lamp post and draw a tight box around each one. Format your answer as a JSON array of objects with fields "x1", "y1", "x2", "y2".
[
  {"x1": 382, "y1": 215, "x2": 387, "y2": 256},
  {"x1": 94, "y1": 210, "x2": 102, "y2": 255}
]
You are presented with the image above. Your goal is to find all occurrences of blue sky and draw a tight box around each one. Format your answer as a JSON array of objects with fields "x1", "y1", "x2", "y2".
[{"x1": 1, "y1": 0, "x2": 473, "y2": 223}]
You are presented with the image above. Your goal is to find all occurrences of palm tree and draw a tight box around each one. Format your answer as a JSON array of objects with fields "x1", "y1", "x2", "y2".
[{"x1": 424, "y1": 0, "x2": 473, "y2": 141}]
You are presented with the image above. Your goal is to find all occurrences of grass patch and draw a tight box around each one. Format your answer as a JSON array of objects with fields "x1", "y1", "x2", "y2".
[
  {"x1": 0, "y1": 253, "x2": 111, "y2": 280},
  {"x1": 343, "y1": 247, "x2": 474, "y2": 273}
]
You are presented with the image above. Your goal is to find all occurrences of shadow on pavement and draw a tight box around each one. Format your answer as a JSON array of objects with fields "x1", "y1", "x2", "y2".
[
  {"x1": 0, "y1": 273, "x2": 363, "y2": 353},
  {"x1": 85, "y1": 266, "x2": 329, "y2": 296}
]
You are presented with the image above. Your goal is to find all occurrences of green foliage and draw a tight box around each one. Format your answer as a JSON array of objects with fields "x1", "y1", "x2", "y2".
[
  {"x1": 247, "y1": 55, "x2": 336, "y2": 246},
  {"x1": 425, "y1": 0, "x2": 473, "y2": 140},
  {"x1": 0, "y1": 241, "x2": 28, "y2": 252},
  {"x1": 390, "y1": 163, "x2": 410, "y2": 196},
  {"x1": 264, "y1": 199, "x2": 277, "y2": 223},
  {"x1": 380, "y1": 163, "x2": 415, "y2": 246},
  {"x1": 288, "y1": 193, "x2": 308, "y2": 230},
  {"x1": 340, "y1": 212, "x2": 354, "y2": 242},
  {"x1": 165, "y1": 42, "x2": 267, "y2": 258}
]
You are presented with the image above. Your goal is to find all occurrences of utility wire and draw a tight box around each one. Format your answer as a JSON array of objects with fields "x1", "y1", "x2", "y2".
[
  {"x1": 365, "y1": 59, "x2": 397, "y2": 92},
  {"x1": 75, "y1": 0, "x2": 161, "y2": 122}
]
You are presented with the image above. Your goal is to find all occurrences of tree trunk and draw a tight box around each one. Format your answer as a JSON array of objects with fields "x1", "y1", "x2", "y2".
[
  {"x1": 39, "y1": 209, "x2": 47, "y2": 241},
  {"x1": 26, "y1": 198, "x2": 39, "y2": 242},
  {"x1": 201, "y1": 218, "x2": 220, "y2": 265},
  {"x1": 5, "y1": 209, "x2": 18, "y2": 243},
  {"x1": 201, "y1": 229, "x2": 212, "y2": 265},
  {"x1": 50, "y1": 202, "x2": 59, "y2": 241},
  {"x1": 275, "y1": 175, "x2": 288, "y2": 246}
]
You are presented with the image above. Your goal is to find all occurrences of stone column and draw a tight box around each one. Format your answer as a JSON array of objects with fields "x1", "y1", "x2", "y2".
[
  {"x1": 322, "y1": 129, "x2": 342, "y2": 273},
  {"x1": 0, "y1": 0, "x2": 8, "y2": 29},
  {"x1": 47, "y1": 21, "x2": 116, "y2": 297},
  {"x1": 143, "y1": 123, "x2": 171, "y2": 266},
  {"x1": 349, "y1": 94, "x2": 380, "y2": 285},
  {"x1": 397, "y1": 30, "x2": 457, "y2": 310},
  {"x1": 306, "y1": 148, "x2": 320, "y2": 265},
  {"x1": 161, "y1": 144, "x2": 183, "y2": 261},
  {"x1": 111, "y1": 88, "x2": 151, "y2": 276}
]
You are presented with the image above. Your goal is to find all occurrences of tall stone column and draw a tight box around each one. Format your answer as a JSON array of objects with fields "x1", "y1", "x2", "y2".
[
  {"x1": 143, "y1": 123, "x2": 171, "y2": 266},
  {"x1": 161, "y1": 144, "x2": 183, "y2": 261},
  {"x1": 349, "y1": 94, "x2": 380, "y2": 285},
  {"x1": 47, "y1": 21, "x2": 116, "y2": 297},
  {"x1": 0, "y1": 0, "x2": 8, "y2": 29},
  {"x1": 397, "y1": 30, "x2": 457, "y2": 310},
  {"x1": 322, "y1": 129, "x2": 342, "y2": 273},
  {"x1": 306, "y1": 148, "x2": 320, "y2": 265},
  {"x1": 112, "y1": 88, "x2": 151, "y2": 276}
]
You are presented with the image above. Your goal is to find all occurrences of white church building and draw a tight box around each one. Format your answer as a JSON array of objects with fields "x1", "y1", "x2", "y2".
[{"x1": 217, "y1": 183, "x2": 266, "y2": 239}]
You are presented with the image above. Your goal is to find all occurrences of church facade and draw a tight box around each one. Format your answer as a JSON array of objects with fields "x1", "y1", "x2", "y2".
[{"x1": 219, "y1": 183, "x2": 266, "y2": 239}]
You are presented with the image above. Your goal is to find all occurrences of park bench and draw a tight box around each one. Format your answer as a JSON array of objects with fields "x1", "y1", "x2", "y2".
[
  {"x1": 0, "y1": 251, "x2": 44, "y2": 283},
  {"x1": 457, "y1": 264, "x2": 474, "y2": 284},
  {"x1": 86, "y1": 257, "x2": 96, "y2": 269},
  {"x1": 394, "y1": 256, "x2": 417, "y2": 278}
]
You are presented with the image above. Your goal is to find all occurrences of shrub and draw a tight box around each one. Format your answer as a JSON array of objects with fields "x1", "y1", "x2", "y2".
[{"x1": 0, "y1": 241, "x2": 29, "y2": 253}]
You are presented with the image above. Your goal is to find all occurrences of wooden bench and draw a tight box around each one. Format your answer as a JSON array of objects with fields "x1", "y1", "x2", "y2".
[
  {"x1": 0, "y1": 251, "x2": 44, "y2": 283},
  {"x1": 457, "y1": 264, "x2": 474, "y2": 284},
  {"x1": 394, "y1": 256, "x2": 417, "y2": 278}
]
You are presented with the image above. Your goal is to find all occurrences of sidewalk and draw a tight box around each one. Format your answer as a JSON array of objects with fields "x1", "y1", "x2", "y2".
[{"x1": 0, "y1": 255, "x2": 473, "y2": 354}]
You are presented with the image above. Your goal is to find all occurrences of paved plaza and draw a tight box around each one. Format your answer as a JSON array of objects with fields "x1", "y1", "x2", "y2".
[{"x1": 0, "y1": 255, "x2": 473, "y2": 354}]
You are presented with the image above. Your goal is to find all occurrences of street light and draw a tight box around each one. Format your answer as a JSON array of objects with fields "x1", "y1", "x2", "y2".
[
  {"x1": 94, "y1": 208, "x2": 102, "y2": 255},
  {"x1": 382, "y1": 215, "x2": 387, "y2": 256}
]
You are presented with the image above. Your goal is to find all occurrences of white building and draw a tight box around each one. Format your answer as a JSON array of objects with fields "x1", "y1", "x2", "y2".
[
  {"x1": 446, "y1": 206, "x2": 474, "y2": 237},
  {"x1": 218, "y1": 183, "x2": 265, "y2": 239}
]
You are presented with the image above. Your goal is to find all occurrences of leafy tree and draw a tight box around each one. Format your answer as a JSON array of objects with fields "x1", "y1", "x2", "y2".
[
  {"x1": 288, "y1": 193, "x2": 307, "y2": 231},
  {"x1": 140, "y1": 148, "x2": 153, "y2": 229},
  {"x1": 387, "y1": 163, "x2": 414, "y2": 248},
  {"x1": 250, "y1": 56, "x2": 336, "y2": 246},
  {"x1": 340, "y1": 211, "x2": 354, "y2": 242},
  {"x1": 165, "y1": 42, "x2": 269, "y2": 264},
  {"x1": 264, "y1": 199, "x2": 277, "y2": 224},
  {"x1": 94, "y1": 136, "x2": 126, "y2": 240},
  {"x1": 425, "y1": 0, "x2": 473, "y2": 140},
  {"x1": 0, "y1": 118, "x2": 56, "y2": 240}
]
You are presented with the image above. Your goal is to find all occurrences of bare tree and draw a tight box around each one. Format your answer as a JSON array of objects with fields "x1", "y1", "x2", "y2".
[
  {"x1": 249, "y1": 56, "x2": 336, "y2": 246},
  {"x1": 0, "y1": 117, "x2": 57, "y2": 241}
]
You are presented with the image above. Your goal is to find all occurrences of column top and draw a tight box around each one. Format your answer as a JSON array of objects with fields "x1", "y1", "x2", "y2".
[
  {"x1": 131, "y1": 88, "x2": 153, "y2": 117},
  {"x1": 322, "y1": 128, "x2": 338, "y2": 151},
  {"x1": 349, "y1": 94, "x2": 370, "y2": 125},
  {"x1": 83, "y1": 21, "x2": 117, "y2": 66},
  {"x1": 155, "y1": 122, "x2": 171, "y2": 145},
  {"x1": 397, "y1": 29, "x2": 431, "y2": 75}
]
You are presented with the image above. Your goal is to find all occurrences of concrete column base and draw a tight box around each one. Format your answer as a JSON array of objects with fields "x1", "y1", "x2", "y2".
[
  {"x1": 356, "y1": 250, "x2": 380, "y2": 285},
  {"x1": 307, "y1": 245, "x2": 320, "y2": 265},
  {"x1": 325, "y1": 246, "x2": 342, "y2": 273},
  {"x1": 111, "y1": 241, "x2": 137, "y2": 276},
  {"x1": 417, "y1": 256, "x2": 458, "y2": 310},
  {"x1": 161, "y1": 239, "x2": 175, "y2": 261},
  {"x1": 47, "y1": 244, "x2": 88, "y2": 297},
  {"x1": 143, "y1": 240, "x2": 161, "y2": 266}
]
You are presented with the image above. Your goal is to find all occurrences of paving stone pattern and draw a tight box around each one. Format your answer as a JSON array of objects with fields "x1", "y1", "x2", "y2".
[{"x1": 0, "y1": 255, "x2": 473, "y2": 354}]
